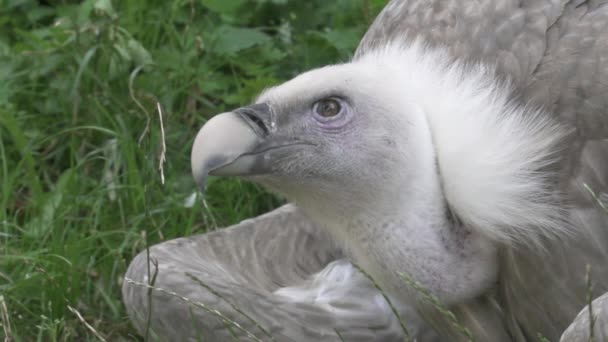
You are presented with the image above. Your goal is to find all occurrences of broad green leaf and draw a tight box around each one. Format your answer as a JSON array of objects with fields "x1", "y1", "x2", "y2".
[
  {"x1": 322, "y1": 28, "x2": 361, "y2": 54},
  {"x1": 127, "y1": 39, "x2": 154, "y2": 67},
  {"x1": 26, "y1": 6, "x2": 55, "y2": 23},
  {"x1": 255, "y1": 0, "x2": 288, "y2": 3},
  {"x1": 76, "y1": 0, "x2": 97, "y2": 25},
  {"x1": 212, "y1": 26, "x2": 270, "y2": 55},
  {"x1": 370, "y1": 0, "x2": 390, "y2": 13},
  {"x1": 201, "y1": 0, "x2": 246, "y2": 15},
  {"x1": 94, "y1": 0, "x2": 118, "y2": 19},
  {"x1": 113, "y1": 42, "x2": 131, "y2": 62}
]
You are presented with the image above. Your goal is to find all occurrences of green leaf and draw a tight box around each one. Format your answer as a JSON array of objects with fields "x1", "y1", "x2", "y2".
[
  {"x1": 24, "y1": 169, "x2": 74, "y2": 239},
  {"x1": 0, "y1": 109, "x2": 42, "y2": 196},
  {"x1": 321, "y1": 28, "x2": 361, "y2": 54},
  {"x1": 94, "y1": 0, "x2": 118, "y2": 19},
  {"x1": 201, "y1": 0, "x2": 246, "y2": 15},
  {"x1": 26, "y1": 6, "x2": 55, "y2": 23},
  {"x1": 255, "y1": 0, "x2": 288, "y2": 3},
  {"x1": 126, "y1": 39, "x2": 154, "y2": 67},
  {"x1": 370, "y1": 0, "x2": 390, "y2": 13},
  {"x1": 212, "y1": 26, "x2": 271, "y2": 55},
  {"x1": 76, "y1": 0, "x2": 97, "y2": 26},
  {"x1": 0, "y1": 56, "x2": 13, "y2": 105},
  {"x1": 113, "y1": 42, "x2": 131, "y2": 62}
]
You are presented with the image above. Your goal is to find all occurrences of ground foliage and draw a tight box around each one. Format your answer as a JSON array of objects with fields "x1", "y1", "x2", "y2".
[{"x1": 0, "y1": 0, "x2": 387, "y2": 340}]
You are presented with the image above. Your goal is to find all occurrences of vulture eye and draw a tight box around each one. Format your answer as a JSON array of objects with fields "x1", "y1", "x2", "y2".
[{"x1": 314, "y1": 98, "x2": 342, "y2": 118}]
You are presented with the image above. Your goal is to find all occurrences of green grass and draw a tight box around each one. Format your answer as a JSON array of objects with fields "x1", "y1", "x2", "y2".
[{"x1": 0, "y1": 0, "x2": 387, "y2": 340}]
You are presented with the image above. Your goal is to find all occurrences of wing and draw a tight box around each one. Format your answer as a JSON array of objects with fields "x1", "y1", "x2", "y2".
[
  {"x1": 122, "y1": 204, "x2": 436, "y2": 341},
  {"x1": 522, "y1": 6, "x2": 608, "y2": 335},
  {"x1": 560, "y1": 292, "x2": 608, "y2": 341},
  {"x1": 358, "y1": 0, "x2": 608, "y2": 339},
  {"x1": 524, "y1": 0, "x2": 608, "y2": 205},
  {"x1": 356, "y1": 0, "x2": 570, "y2": 87}
]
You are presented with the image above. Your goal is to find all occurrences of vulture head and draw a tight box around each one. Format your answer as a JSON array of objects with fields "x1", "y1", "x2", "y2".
[
  {"x1": 191, "y1": 42, "x2": 565, "y2": 307},
  {"x1": 193, "y1": 60, "x2": 432, "y2": 214}
]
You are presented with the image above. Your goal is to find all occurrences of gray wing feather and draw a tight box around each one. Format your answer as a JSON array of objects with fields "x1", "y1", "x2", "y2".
[
  {"x1": 524, "y1": 0, "x2": 608, "y2": 203},
  {"x1": 560, "y1": 292, "x2": 608, "y2": 341},
  {"x1": 356, "y1": 0, "x2": 569, "y2": 86},
  {"x1": 122, "y1": 204, "x2": 435, "y2": 341}
]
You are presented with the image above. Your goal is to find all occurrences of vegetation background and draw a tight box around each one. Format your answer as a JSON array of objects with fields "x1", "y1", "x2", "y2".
[{"x1": 0, "y1": 0, "x2": 388, "y2": 340}]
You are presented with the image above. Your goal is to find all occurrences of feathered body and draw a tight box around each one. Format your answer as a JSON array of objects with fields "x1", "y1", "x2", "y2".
[
  {"x1": 355, "y1": 0, "x2": 608, "y2": 339},
  {"x1": 123, "y1": 0, "x2": 608, "y2": 341}
]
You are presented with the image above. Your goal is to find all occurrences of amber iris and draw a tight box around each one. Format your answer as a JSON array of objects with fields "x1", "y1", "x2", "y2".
[{"x1": 315, "y1": 98, "x2": 342, "y2": 117}]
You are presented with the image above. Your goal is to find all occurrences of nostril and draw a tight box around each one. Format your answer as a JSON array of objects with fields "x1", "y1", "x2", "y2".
[
  {"x1": 235, "y1": 107, "x2": 270, "y2": 137},
  {"x1": 234, "y1": 103, "x2": 272, "y2": 137},
  {"x1": 243, "y1": 112, "x2": 269, "y2": 135}
]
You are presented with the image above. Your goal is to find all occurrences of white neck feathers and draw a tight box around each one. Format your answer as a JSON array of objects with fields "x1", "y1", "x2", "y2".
[{"x1": 355, "y1": 40, "x2": 569, "y2": 246}]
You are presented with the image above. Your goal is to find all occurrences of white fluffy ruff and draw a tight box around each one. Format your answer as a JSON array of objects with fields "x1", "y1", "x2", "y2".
[{"x1": 355, "y1": 41, "x2": 569, "y2": 245}]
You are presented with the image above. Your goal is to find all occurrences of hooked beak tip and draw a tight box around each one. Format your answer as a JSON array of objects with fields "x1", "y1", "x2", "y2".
[{"x1": 196, "y1": 174, "x2": 207, "y2": 196}]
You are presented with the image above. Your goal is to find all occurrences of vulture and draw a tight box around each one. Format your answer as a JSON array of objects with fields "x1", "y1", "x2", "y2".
[{"x1": 122, "y1": 0, "x2": 608, "y2": 340}]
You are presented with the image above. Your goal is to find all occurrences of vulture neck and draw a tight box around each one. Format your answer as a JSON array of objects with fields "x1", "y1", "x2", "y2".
[{"x1": 299, "y1": 112, "x2": 498, "y2": 306}]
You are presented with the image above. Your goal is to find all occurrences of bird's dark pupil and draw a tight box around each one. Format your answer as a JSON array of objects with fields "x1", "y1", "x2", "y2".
[{"x1": 321, "y1": 100, "x2": 339, "y2": 117}]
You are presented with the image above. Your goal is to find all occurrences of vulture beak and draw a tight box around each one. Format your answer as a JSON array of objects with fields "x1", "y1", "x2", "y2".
[{"x1": 191, "y1": 103, "x2": 302, "y2": 194}]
